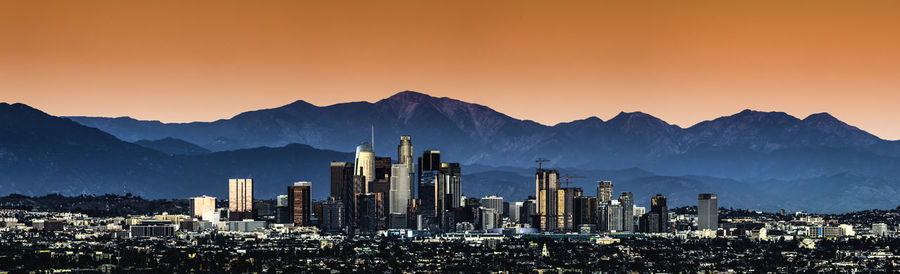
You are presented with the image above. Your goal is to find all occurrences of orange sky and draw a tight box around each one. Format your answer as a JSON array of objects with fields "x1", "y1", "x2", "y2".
[{"x1": 2, "y1": 0, "x2": 900, "y2": 140}]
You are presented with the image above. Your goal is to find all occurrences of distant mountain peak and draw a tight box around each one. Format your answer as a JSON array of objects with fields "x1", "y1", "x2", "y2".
[
  {"x1": 727, "y1": 109, "x2": 797, "y2": 123},
  {"x1": 609, "y1": 111, "x2": 670, "y2": 126},
  {"x1": 282, "y1": 99, "x2": 316, "y2": 109},
  {"x1": 383, "y1": 90, "x2": 438, "y2": 103},
  {"x1": 803, "y1": 112, "x2": 838, "y2": 122}
]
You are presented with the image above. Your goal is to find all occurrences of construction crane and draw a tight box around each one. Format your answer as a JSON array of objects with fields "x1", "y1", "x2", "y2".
[
  {"x1": 535, "y1": 158, "x2": 550, "y2": 170},
  {"x1": 559, "y1": 174, "x2": 584, "y2": 190}
]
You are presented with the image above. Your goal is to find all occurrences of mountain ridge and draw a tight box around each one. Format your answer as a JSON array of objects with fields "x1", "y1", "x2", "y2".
[{"x1": 2, "y1": 100, "x2": 900, "y2": 212}]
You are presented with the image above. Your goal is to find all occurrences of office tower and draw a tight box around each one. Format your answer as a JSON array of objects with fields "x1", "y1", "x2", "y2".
[
  {"x1": 640, "y1": 212, "x2": 661, "y2": 233},
  {"x1": 330, "y1": 162, "x2": 354, "y2": 202},
  {"x1": 418, "y1": 169, "x2": 445, "y2": 231},
  {"x1": 374, "y1": 157, "x2": 392, "y2": 182},
  {"x1": 406, "y1": 199, "x2": 420, "y2": 229},
  {"x1": 604, "y1": 200, "x2": 623, "y2": 232},
  {"x1": 190, "y1": 196, "x2": 216, "y2": 219},
  {"x1": 253, "y1": 200, "x2": 273, "y2": 219},
  {"x1": 321, "y1": 197, "x2": 344, "y2": 233},
  {"x1": 275, "y1": 195, "x2": 290, "y2": 224},
  {"x1": 398, "y1": 136, "x2": 415, "y2": 197},
  {"x1": 389, "y1": 164, "x2": 411, "y2": 215},
  {"x1": 288, "y1": 182, "x2": 312, "y2": 226},
  {"x1": 368, "y1": 177, "x2": 391, "y2": 227},
  {"x1": 330, "y1": 161, "x2": 354, "y2": 227},
  {"x1": 558, "y1": 187, "x2": 582, "y2": 231},
  {"x1": 354, "y1": 142, "x2": 375, "y2": 189},
  {"x1": 481, "y1": 195, "x2": 503, "y2": 216},
  {"x1": 356, "y1": 193, "x2": 383, "y2": 234},
  {"x1": 618, "y1": 192, "x2": 634, "y2": 233},
  {"x1": 573, "y1": 196, "x2": 598, "y2": 228},
  {"x1": 650, "y1": 194, "x2": 668, "y2": 233},
  {"x1": 440, "y1": 163, "x2": 462, "y2": 210},
  {"x1": 698, "y1": 193, "x2": 719, "y2": 230},
  {"x1": 350, "y1": 174, "x2": 366, "y2": 227},
  {"x1": 417, "y1": 150, "x2": 441, "y2": 187},
  {"x1": 479, "y1": 207, "x2": 500, "y2": 230},
  {"x1": 536, "y1": 168, "x2": 560, "y2": 231},
  {"x1": 521, "y1": 197, "x2": 537, "y2": 227},
  {"x1": 228, "y1": 179, "x2": 253, "y2": 221},
  {"x1": 509, "y1": 202, "x2": 523, "y2": 223},
  {"x1": 597, "y1": 181, "x2": 614, "y2": 203}
]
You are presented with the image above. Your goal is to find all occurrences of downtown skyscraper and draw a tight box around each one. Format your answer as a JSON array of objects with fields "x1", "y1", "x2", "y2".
[
  {"x1": 288, "y1": 182, "x2": 312, "y2": 226},
  {"x1": 398, "y1": 136, "x2": 415, "y2": 196},
  {"x1": 597, "y1": 181, "x2": 614, "y2": 203},
  {"x1": 228, "y1": 178, "x2": 253, "y2": 221},
  {"x1": 389, "y1": 163, "x2": 410, "y2": 228},
  {"x1": 536, "y1": 168, "x2": 560, "y2": 231},
  {"x1": 190, "y1": 196, "x2": 216, "y2": 219},
  {"x1": 618, "y1": 192, "x2": 634, "y2": 233},
  {"x1": 698, "y1": 193, "x2": 719, "y2": 230},
  {"x1": 354, "y1": 142, "x2": 375, "y2": 190}
]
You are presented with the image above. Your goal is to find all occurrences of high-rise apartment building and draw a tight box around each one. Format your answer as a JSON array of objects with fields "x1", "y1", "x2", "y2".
[
  {"x1": 481, "y1": 195, "x2": 504, "y2": 216},
  {"x1": 597, "y1": 181, "x2": 614, "y2": 203},
  {"x1": 536, "y1": 169, "x2": 560, "y2": 231},
  {"x1": 618, "y1": 192, "x2": 634, "y2": 233},
  {"x1": 573, "y1": 196, "x2": 597, "y2": 228},
  {"x1": 558, "y1": 187, "x2": 582, "y2": 231},
  {"x1": 275, "y1": 194, "x2": 290, "y2": 224},
  {"x1": 604, "y1": 200, "x2": 623, "y2": 232},
  {"x1": 321, "y1": 197, "x2": 344, "y2": 233},
  {"x1": 509, "y1": 202, "x2": 523, "y2": 223},
  {"x1": 479, "y1": 207, "x2": 500, "y2": 230},
  {"x1": 288, "y1": 182, "x2": 312, "y2": 226},
  {"x1": 698, "y1": 193, "x2": 719, "y2": 230},
  {"x1": 228, "y1": 178, "x2": 253, "y2": 221},
  {"x1": 190, "y1": 196, "x2": 216, "y2": 219},
  {"x1": 650, "y1": 194, "x2": 668, "y2": 233},
  {"x1": 521, "y1": 197, "x2": 537, "y2": 226}
]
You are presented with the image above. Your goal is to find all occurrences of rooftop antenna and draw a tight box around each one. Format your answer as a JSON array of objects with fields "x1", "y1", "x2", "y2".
[{"x1": 371, "y1": 124, "x2": 374, "y2": 152}]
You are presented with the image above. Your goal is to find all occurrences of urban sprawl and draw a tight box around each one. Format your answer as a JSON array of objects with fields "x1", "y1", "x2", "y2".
[{"x1": 1, "y1": 135, "x2": 899, "y2": 272}]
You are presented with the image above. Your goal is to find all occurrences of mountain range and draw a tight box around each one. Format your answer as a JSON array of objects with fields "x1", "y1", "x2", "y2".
[
  {"x1": 1, "y1": 91, "x2": 899, "y2": 212},
  {"x1": 69, "y1": 91, "x2": 900, "y2": 181}
]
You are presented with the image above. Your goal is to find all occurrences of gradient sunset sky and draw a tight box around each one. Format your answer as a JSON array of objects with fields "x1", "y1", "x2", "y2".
[{"x1": 2, "y1": 0, "x2": 900, "y2": 139}]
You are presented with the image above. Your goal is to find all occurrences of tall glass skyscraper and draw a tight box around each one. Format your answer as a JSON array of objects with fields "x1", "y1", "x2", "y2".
[
  {"x1": 228, "y1": 178, "x2": 253, "y2": 221},
  {"x1": 354, "y1": 142, "x2": 375, "y2": 191},
  {"x1": 698, "y1": 193, "x2": 719, "y2": 230},
  {"x1": 389, "y1": 163, "x2": 411, "y2": 215},
  {"x1": 397, "y1": 136, "x2": 415, "y2": 197},
  {"x1": 618, "y1": 192, "x2": 634, "y2": 233}
]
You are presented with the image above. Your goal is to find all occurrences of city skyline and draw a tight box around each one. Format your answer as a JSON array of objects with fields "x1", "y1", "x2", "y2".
[
  {"x1": 3, "y1": 1, "x2": 900, "y2": 271},
  {"x1": 4, "y1": 1, "x2": 900, "y2": 139}
]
